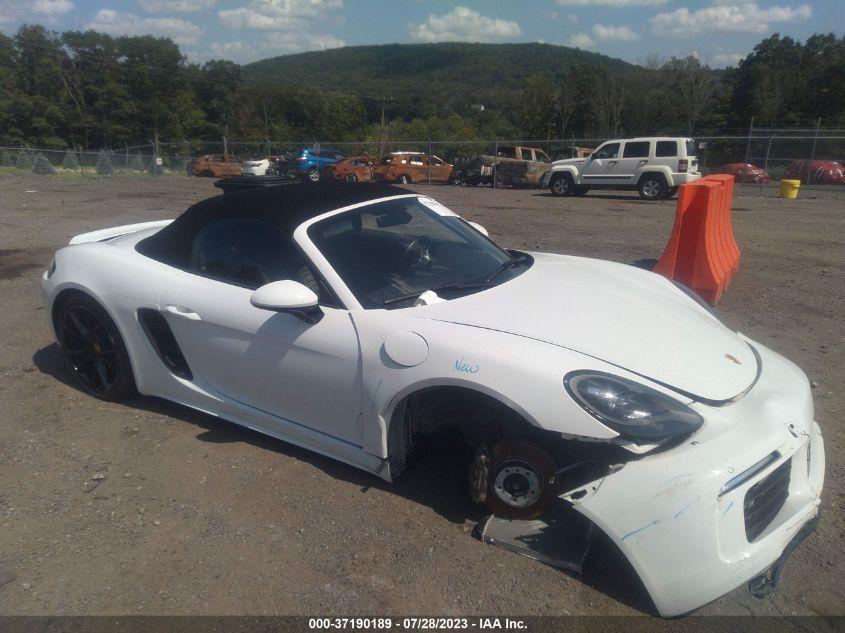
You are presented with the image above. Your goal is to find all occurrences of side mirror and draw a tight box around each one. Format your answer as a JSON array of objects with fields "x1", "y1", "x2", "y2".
[
  {"x1": 250, "y1": 280, "x2": 323, "y2": 324},
  {"x1": 467, "y1": 220, "x2": 489, "y2": 237}
]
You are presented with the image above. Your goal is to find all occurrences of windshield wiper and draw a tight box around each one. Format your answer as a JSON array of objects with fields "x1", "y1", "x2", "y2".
[
  {"x1": 484, "y1": 253, "x2": 527, "y2": 283},
  {"x1": 383, "y1": 254, "x2": 528, "y2": 306},
  {"x1": 383, "y1": 282, "x2": 493, "y2": 306}
]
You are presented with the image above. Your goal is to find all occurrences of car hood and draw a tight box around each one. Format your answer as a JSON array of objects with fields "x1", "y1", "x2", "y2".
[
  {"x1": 413, "y1": 253, "x2": 758, "y2": 403},
  {"x1": 553, "y1": 158, "x2": 587, "y2": 167}
]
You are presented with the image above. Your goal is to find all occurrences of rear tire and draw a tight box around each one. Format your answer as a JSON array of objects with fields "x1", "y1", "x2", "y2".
[
  {"x1": 199, "y1": 170, "x2": 214, "y2": 178},
  {"x1": 638, "y1": 174, "x2": 668, "y2": 200},
  {"x1": 306, "y1": 167, "x2": 320, "y2": 183},
  {"x1": 550, "y1": 173, "x2": 574, "y2": 196},
  {"x1": 481, "y1": 439, "x2": 558, "y2": 519},
  {"x1": 345, "y1": 174, "x2": 357, "y2": 183},
  {"x1": 397, "y1": 174, "x2": 411, "y2": 185},
  {"x1": 57, "y1": 294, "x2": 136, "y2": 402}
]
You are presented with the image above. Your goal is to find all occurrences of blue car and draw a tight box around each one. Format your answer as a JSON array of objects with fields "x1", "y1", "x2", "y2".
[{"x1": 285, "y1": 147, "x2": 346, "y2": 182}]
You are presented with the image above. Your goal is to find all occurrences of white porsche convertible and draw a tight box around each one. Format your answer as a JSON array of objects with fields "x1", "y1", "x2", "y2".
[{"x1": 42, "y1": 183, "x2": 823, "y2": 616}]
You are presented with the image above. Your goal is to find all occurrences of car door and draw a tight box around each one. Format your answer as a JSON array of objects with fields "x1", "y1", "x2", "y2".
[
  {"x1": 353, "y1": 159, "x2": 372, "y2": 182},
  {"x1": 158, "y1": 216, "x2": 363, "y2": 445},
  {"x1": 429, "y1": 155, "x2": 451, "y2": 183},
  {"x1": 408, "y1": 154, "x2": 426, "y2": 182},
  {"x1": 581, "y1": 142, "x2": 621, "y2": 185},
  {"x1": 617, "y1": 141, "x2": 651, "y2": 185}
]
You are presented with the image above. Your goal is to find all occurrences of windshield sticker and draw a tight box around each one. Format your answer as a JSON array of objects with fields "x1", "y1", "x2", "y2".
[{"x1": 418, "y1": 196, "x2": 458, "y2": 217}]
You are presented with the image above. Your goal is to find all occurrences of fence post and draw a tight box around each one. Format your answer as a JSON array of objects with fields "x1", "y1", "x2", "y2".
[
  {"x1": 78, "y1": 145, "x2": 85, "y2": 175},
  {"x1": 762, "y1": 136, "x2": 773, "y2": 196},
  {"x1": 428, "y1": 138, "x2": 432, "y2": 185},
  {"x1": 809, "y1": 117, "x2": 821, "y2": 185},
  {"x1": 492, "y1": 139, "x2": 498, "y2": 189},
  {"x1": 154, "y1": 130, "x2": 161, "y2": 177},
  {"x1": 124, "y1": 144, "x2": 129, "y2": 173},
  {"x1": 742, "y1": 117, "x2": 754, "y2": 189}
]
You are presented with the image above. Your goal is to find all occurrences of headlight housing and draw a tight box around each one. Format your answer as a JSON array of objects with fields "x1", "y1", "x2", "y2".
[{"x1": 564, "y1": 371, "x2": 704, "y2": 442}]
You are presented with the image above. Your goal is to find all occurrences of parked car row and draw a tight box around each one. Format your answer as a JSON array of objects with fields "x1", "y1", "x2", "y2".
[{"x1": 190, "y1": 140, "x2": 843, "y2": 197}]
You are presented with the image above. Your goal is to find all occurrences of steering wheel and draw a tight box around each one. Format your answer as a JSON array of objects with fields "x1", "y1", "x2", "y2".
[{"x1": 399, "y1": 236, "x2": 433, "y2": 274}]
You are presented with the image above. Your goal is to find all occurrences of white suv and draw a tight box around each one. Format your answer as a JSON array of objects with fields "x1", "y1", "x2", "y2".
[{"x1": 541, "y1": 137, "x2": 701, "y2": 199}]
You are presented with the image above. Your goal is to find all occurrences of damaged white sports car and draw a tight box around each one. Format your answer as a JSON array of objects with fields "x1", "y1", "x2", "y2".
[{"x1": 41, "y1": 183, "x2": 824, "y2": 616}]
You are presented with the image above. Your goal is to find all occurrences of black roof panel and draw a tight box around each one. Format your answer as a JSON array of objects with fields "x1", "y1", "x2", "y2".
[{"x1": 137, "y1": 182, "x2": 413, "y2": 267}]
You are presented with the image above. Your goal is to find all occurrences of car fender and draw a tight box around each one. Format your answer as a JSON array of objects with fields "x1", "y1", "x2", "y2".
[
  {"x1": 43, "y1": 242, "x2": 177, "y2": 397},
  {"x1": 638, "y1": 165, "x2": 675, "y2": 187},
  {"x1": 350, "y1": 310, "x2": 625, "y2": 461},
  {"x1": 547, "y1": 164, "x2": 580, "y2": 183}
]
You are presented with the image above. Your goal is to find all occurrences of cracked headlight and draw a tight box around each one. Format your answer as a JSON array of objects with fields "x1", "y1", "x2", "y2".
[{"x1": 565, "y1": 371, "x2": 704, "y2": 442}]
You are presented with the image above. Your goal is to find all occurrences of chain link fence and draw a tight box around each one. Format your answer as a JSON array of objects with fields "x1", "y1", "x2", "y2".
[{"x1": 3, "y1": 130, "x2": 844, "y2": 193}]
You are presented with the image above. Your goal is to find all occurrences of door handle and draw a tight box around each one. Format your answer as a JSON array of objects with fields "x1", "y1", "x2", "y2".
[
  {"x1": 608, "y1": 160, "x2": 618, "y2": 165},
  {"x1": 638, "y1": 159, "x2": 648, "y2": 164},
  {"x1": 164, "y1": 305, "x2": 202, "y2": 321}
]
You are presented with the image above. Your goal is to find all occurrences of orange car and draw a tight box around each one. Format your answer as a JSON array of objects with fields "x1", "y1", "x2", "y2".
[
  {"x1": 372, "y1": 152, "x2": 453, "y2": 184},
  {"x1": 189, "y1": 154, "x2": 241, "y2": 177},
  {"x1": 322, "y1": 156, "x2": 376, "y2": 183}
]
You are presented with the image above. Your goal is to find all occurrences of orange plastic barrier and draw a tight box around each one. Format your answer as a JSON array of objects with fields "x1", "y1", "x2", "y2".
[{"x1": 653, "y1": 175, "x2": 740, "y2": 304}]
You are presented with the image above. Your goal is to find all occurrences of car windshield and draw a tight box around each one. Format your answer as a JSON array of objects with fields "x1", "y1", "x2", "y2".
[{"x1": 307, "y1": 196, "x2": 529, "y2": 309}]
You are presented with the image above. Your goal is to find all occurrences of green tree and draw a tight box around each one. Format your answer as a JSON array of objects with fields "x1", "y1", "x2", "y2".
[
  {"x1": 32, "y1": 153, "x2": 55, "y2": 174},
  {"x1": 13, "y1": 26, "x2": 70, "y2": 146},
  {"x1": 516, "y1": 75, "x2": 556, "y2": 140},
  {"x1": 62, "y1": 150, "x2": 80, "y2": 170}
]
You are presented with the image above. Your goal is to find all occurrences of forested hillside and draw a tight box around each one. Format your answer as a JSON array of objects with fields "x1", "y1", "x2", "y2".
[{"x1": 0, "y1": 25, "x2": 842, "y2": 152}]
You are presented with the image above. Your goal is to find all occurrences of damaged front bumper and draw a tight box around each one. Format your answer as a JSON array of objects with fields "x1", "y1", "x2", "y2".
[{"x1": 567, "y1": 340, "x2": 825, "y2": 617}]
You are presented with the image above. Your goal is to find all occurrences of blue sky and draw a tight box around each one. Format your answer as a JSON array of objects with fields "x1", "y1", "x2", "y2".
[{"x1": 1, "y1": 1, "x2": 842, "y2": 66}]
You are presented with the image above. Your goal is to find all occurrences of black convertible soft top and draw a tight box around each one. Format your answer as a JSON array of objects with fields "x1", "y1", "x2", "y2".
[{"x1": 137, "y1": 182, "x2": 412, "y2": 267}]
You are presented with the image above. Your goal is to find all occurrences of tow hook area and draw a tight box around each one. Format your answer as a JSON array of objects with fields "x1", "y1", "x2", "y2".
[{"x1": 748, "y1": 515, "x2": 819, "y2": 598}]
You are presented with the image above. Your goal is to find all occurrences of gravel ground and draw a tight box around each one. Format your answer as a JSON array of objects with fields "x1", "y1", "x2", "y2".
[{"x1": 0, "y1": 175, "x2": 842, "y2": 618}]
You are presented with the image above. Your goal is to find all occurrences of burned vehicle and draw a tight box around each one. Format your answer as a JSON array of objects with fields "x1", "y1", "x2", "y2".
[
  {"x1": 372, "y1": 152, "x2": 452, "y2": 184},
  {"x1": 42, "y1": 183, "x2": 823, "y2": 617},
  {"x1": 464, "y1": 145, "x2": 551, "y2": 187}
]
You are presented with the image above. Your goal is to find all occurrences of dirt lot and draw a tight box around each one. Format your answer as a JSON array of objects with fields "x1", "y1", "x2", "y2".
[{"x1": 0, "y1": 175, "x2": 842, "y2": 619}]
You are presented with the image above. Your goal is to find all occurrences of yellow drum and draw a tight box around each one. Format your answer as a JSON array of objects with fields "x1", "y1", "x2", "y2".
[{"x1": 780, "y1": 179, "x2": 801, "y2": 199}]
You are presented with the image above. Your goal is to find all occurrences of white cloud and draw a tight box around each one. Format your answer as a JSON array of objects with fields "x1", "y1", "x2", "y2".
[
  {"x1": 139, "y1": 0, "x2": 217, "y2": 13},
  {"x1": 32, "y1": 0, "x2": 74, "y2": 15},
  {"x1": 219, "y1": 0, "x2": 343, "y2": 30},
  {"x1": 213, "y1": 0, "x2": 344, "y2": 59},
  {"x1": 557, "y1": 0, "x2": 671, "y2": 6},
  {"x1": 592, "y1": 24, "x2": 639, "y2": 42},
  {"x1": 568, "y1": 32, "x2": 595, "y2": 49},
  {"x1": 651, "y1": 3, "x2": 812, "y2": 37},
  {"x1": 87, "y1": 9, "x2": 203, "y2": 45},
  {"x1": 711, "y1": 52, "x2": 745, "y2": 67},
  {"x1": 409, "y1": 6, "x2": 522, "y2": 43},
  {"x1": 260, "y1": 31, "x2": 344, "y2": 53}
]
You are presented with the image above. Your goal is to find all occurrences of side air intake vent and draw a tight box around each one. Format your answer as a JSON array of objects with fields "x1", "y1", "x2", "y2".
[{"x1": 137, "y1": 308, "x2": 193, "y2": 380}]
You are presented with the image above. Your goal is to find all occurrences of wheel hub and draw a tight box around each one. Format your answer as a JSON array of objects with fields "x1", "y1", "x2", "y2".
[
  {"x1": 493, "y1": 463, "x2": 541, "y2": 508},
  {"x1": 643, "y1": 180, "x2": 661, "y2": 196}
]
